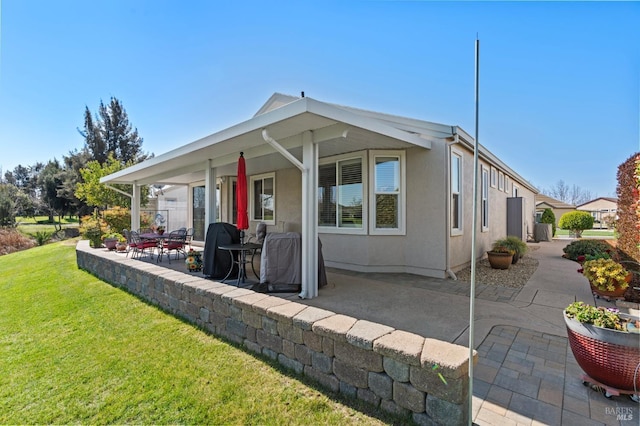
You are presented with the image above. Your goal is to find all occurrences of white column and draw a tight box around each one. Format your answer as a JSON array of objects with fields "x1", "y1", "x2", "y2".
[
  {"x1": 205, "y1": 160, "x2": 217, "y2": 229},
  {"x1": 300, "y1": 131, "x2": 319, "y2": 299},
  {"x1": 132, "y1": 183, "x2": 141, "y2": 231}
]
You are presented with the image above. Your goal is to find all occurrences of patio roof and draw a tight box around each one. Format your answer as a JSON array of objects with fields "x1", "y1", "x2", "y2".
[{"x1": 101, "y1": 95, "x2": 444, "y2": 187}]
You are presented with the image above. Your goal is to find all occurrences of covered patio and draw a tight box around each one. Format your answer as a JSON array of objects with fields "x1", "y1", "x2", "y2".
[{"x1": 100, "y1": 94, "x2": 455, "y2": 300}]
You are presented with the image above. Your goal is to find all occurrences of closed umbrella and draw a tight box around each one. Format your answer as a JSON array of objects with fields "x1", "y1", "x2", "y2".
[{"x1": 236, "y1": 152, "x2": 249, "y2": 243}]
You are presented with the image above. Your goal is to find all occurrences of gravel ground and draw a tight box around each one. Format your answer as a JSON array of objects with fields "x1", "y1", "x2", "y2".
[{"x1": 455, "y1": 246, "x2": 540, "y2": 288}]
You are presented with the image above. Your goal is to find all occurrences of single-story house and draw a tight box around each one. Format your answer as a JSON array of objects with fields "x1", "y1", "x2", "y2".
[
  {"x1": 535, "y1": 194, "x2": 575, "y2": 225},
  {"x1": 577, "y1": 197, "x2": 618, "y2": 229},
  {"x1": 101, "y1": 93, "x2": 538, "y2": 298}
]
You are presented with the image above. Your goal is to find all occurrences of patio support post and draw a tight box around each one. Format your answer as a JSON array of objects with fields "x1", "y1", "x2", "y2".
[
  {"x1": 132, "y1": 183, "x2": 141, "y2": 232},
  {"x1": 205, "y1": 160, "x2": 217, "y2": 227},
  {"x1": 300, "y1": 130, "x2": 319, "y2": 299}
]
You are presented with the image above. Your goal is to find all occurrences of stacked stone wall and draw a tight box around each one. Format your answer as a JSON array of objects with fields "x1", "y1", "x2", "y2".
[{"x1": 77, "y1": 241, "x2": 475, "y2": 425}]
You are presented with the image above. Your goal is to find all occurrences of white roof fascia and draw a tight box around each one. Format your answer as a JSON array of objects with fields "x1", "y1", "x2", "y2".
[
  {"x1": 102, "y1": 97, "x2": 430, "y2": 184},
  {"x1": 454, "y1": 127, "x2": 539, "y2": 194}
]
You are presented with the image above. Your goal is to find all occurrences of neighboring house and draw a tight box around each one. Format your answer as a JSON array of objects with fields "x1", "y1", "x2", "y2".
[
  {"x1": 101, "y1": 93, "x2": 538, "y2": 298},
  {"x1": 577, "y1": 197, "x2": 618, "y2": 229},
  {"x1": 535, "y1": 194, "x2": 575, "y2": 225}
]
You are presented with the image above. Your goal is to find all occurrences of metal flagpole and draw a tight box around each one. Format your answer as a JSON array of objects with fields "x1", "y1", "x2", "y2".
[{"x1": 468, "y1": 36, "x2": 480, "y2": 425}]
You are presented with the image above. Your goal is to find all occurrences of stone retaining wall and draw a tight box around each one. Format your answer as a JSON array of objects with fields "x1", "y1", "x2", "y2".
[{"x1": 76, "y1": 241, "x2": 475, "y2": 425}]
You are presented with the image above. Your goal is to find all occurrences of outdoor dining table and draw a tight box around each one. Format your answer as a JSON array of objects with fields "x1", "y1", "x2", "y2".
[
  {"x1": 139, "y1": 232, "x2": 169, "y2": 262},
  {"x1": 217, "y1": 242, "x2": 262, "y2": 286}
]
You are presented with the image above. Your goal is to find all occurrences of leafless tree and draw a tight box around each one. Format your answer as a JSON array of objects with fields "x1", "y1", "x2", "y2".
[{"x1": 544, "y1": 179, "x2": 592, "y2": 205}]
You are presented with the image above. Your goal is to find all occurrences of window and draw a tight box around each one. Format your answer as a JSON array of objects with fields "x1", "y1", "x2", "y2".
[
  {"x1": 498, "y1": 171, "x2": 504, "y2": 191},
  {"x1": 318, "y1": 155, "x2": 364, "y2": 231},
  {"x1": 490, "y1": 166, "x2": 497, "y2": 188},
  {"x1": 481, "y1": 166, "x2": 489, "y2": 231},
  {"x1": 504, "y1": 176, "x2": 510, "y2": 193},
  {"x1": 369, "y1": 151, "x2": 405, "y2": 234},
  {"x1": 512, "y1": 184, "x2": 519, "y2": 197},
  {"x1": 250, "y1": 173, "x2": 275, "y2": 224},
  {"x1": 451, "y1": 149, "x2": 463, "y2": 235}
]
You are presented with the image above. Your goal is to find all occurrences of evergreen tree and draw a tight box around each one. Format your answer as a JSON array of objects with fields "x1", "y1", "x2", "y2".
[{"x1": 81, "y1": 97, "x2": 147, "y2": 165}]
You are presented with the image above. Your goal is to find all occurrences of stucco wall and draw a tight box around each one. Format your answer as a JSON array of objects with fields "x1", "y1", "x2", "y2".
[{"x1": 76, "y1": 241, "x2": 475, "y2": 425}]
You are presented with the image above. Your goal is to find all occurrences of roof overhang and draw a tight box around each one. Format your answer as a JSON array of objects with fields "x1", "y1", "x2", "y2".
[{"x1": 101, "y1": 97, "x2": 437, "y2": 186}]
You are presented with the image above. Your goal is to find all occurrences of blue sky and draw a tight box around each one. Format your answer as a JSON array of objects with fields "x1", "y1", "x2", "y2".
[{"x1": 1, "y1": 1, "x2": 638, "y2": 197}]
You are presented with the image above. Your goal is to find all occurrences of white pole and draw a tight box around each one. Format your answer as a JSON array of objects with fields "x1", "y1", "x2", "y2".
[{"x1": 468, "y1": 37, "x2": 480, "y2": 425}]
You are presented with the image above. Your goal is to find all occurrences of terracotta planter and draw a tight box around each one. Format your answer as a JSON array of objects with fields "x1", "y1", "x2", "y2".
[
  {"x1": 487, "y1": 251, "x2": 513, "y2": 270},
  {"x1": 116, "y1": 242, "x2": 127, "y2": 252},
  {"x1": 564, "y1": 312, "x2": 640, "y2": 392},
  {"x1": 103, "y1": 238, "x2": 118, "y2": 251}
]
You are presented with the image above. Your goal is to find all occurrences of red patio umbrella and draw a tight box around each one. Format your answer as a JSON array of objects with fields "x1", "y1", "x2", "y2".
[{"x1": 236, "y1": 152, "x2": 249, "y2": 242}]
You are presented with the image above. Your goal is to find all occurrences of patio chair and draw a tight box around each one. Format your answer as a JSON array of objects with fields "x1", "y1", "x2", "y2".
[
  {"x1": 185, "y1": 227, "x2": 195, "y2": 249},
  {"x1": 130, "y1": 230, "x2": 157, "y2": 260},
  {"x1": 161, "y1": 229, "x2": 187, "y2": 263},
  {"x1": 122, "y1": 229, "x2": 136, "y2": 258}
]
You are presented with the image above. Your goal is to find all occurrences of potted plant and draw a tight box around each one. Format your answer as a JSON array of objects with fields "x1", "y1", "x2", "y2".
[
  {"x1": 563, "y1": 302, "x2": 639, "y2": 397},
  {"x1": 102, "y1": 231, "x2": 126, "y2": 251},
  {"x1": 581, "y1": 258, "x2": 630, "y2": 299},
  {"x1": 487, "y1": 242, "x2": 515, "y2": 270},
  {"x1": 494, "y1": 236, "x2": 528, "y2": 264}
]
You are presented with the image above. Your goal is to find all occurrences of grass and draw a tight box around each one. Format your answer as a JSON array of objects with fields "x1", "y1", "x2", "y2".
[
  {"x1": 0, "y1": 241, "x2": 404, "y2": 425},
  {"x1": 555, "y1": 229, "x2": 616, "y2": 238}
]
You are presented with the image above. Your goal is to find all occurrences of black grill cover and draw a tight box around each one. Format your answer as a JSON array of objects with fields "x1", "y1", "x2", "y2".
[{"x1": 203, "y1": 222, "x2": 240, "y2": 279}]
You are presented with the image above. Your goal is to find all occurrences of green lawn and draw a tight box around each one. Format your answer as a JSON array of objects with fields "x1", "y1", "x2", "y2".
[
  {"x1": 0, "y1": 242, "x2": 404, "y2": 425},
  {"x1": 555, "y1": 229, "x2": 616, "y2": 238}
]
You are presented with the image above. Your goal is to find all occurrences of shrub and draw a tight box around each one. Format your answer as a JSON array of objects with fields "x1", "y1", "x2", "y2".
[
  {"x1": 0, "y1": 228, "x2": 36, "y2": 255},
  {"x1": 79, "y1": 212, "x2": 106, "y2": 248},
  {"x1": 30, "y1": 230, "x2": 57, "y2": 246},
  {"x1": 540, "y1": 208, "x2": 556, "y2": 236},
  {"x1": 558, "y1": 211, "x2": 594, "y2": 237},
  {"x1": 102, "y1": 207, "x2": 131, "y2": 236},
  {"x1": 494, "y1": 236, "x2": 528, "y2": 259},
  {"x1": 562, "y1": 239, "x2": 611, "y2": 261},
  {"x1": 616, "y1": 152, "x2": 640, "y2": 263},
  {"x1": 581, "y1": 258, "x2": 629, "y2": 292}
]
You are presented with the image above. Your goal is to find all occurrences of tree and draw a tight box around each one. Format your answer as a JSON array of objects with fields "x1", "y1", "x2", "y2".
[
  {"x1": 540, "y1": 208, "x2": 556, "y2": 236},
  {"x1": 80, "y1": 97, "x2": 148, "y2": 165},
  {"x1": 544, "y1": 180, "x2": 592, "y2": 205},
  {"x1": 75, "y1": 154, "x2": 149, "y2": 209},
  {"x1": 558, "y1": 211, "x2": 594, "y2": 238}
]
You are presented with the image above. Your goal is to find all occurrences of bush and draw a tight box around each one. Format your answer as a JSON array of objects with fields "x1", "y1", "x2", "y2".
[
  {"x1": 563, "y1": 239, "x2": 611, "y2": 261},
  {"x1": 582, "y1": 258, "x2": 629, "y2": 292},
  {"x1": 540, "y1": 208, "x2": 556, "y2": 236},
  {"x1": 615, "y1": 152, "x2": 640, "y2": 263},
  {"x1": 0, "y1": 228, "x2": 36, "y2": 255},
  {"x1": 30, "y1": 230, "x2": 57, "y2": 246},
  {"x1": 494, "y1": 236, "x2": 528, "y2": 259},
  {"x1": 558, "y1": 211, "x2": 594, "y2": 237},
  {"x1": 79, "y1": 212, "x2": 106, "y2": 248},
  {"x1": 102, "y1": 207, "x2": 131, "y2": 236}
]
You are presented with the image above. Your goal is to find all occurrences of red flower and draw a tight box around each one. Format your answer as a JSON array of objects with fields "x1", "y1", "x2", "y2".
[{"x1": 577, "y1": 268, "x2": 584, "y2": 274}]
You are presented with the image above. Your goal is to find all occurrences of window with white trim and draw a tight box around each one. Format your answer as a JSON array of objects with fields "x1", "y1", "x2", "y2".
[
  {"x1": 451, "y1": 149, "x2": 463, "y2": 235},
  {"x1": 369, "y1": 151, "x2": 405, "y2": 234},
  {"x1": 250, "y1": 173, "x2": 275, "y2": 224},
  {"x1": 512, "y1": 184, "x2": 519, "y2": 197},
  {"x1": 318, "y1": 155, "x2": 364, "y2": 231},
  {"x1": 481, "y1": 166, "x2": 489, "y2": 231}
]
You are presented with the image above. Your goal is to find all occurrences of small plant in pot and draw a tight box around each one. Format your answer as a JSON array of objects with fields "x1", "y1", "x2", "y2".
[
  {"x1": 102, "y1": 231, "x2": 126, "y2": 251},
  {"x1": 581, "y1": 258, "x2": 630, "y2": 298},
  {"x1": 487, "y1": 242, "x2": 515, "y2": 270},
  {"x1": 494, "y1": 236, "x2": 528, "y2": 264}
]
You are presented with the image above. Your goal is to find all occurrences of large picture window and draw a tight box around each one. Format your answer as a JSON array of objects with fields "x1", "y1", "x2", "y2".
[
  {"x1": 451, "y1": 149, "x2": 463, "y2": 235},
  {"x1": 250, "y1": 173, "x2": 275, "y2": 224},
  {"x1": 318, "y1": 156, "x2": 364, "y2": 230},
  {"x1": 369, "y1": 151, "x2": 405, "y2": 234}
]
